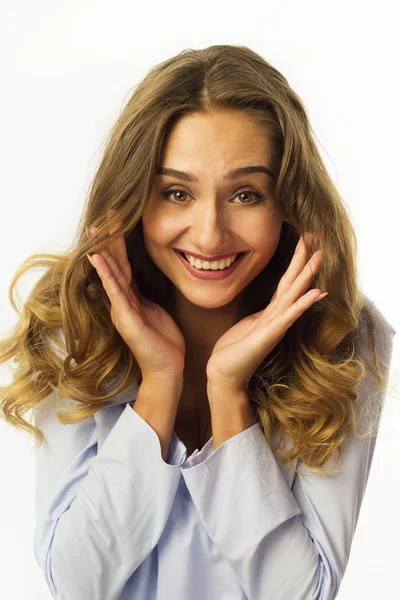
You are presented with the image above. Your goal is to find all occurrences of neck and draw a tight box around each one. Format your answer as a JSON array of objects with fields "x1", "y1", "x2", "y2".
[{"x1": 169, "y1": 288, "x2": 248, "y2": 359}]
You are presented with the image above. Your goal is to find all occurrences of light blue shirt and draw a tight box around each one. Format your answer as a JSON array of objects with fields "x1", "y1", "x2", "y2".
[{"x1": 33, "y1": 297, "x2": 396, "y2": 599}]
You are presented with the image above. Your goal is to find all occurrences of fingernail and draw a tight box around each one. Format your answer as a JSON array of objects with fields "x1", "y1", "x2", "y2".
[
  {"x1": 314, "y1": 292, "x2": 328, "y2": 303},
  {"x1": 107, "y1": 209, "x2": 118, "y2": 219},
  {"x1": 86, "y1": 253, "x2": 94, "y2": 265}
]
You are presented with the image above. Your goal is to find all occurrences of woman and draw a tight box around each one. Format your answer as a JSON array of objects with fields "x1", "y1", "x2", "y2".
[{"x1": 0, "y1": 44, "x2": 396, "y2": 599}]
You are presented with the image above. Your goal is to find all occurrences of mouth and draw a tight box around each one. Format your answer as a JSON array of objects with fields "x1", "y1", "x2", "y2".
[
  {"x1": 174, "y1": 248, "x2": 248, "y2": 280},
  {"x1": 175, "y1": 250, "x2": 246, "y2": 264}
]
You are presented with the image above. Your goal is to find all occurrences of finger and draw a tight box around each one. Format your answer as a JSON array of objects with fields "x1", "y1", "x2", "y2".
[
  {"x1": 278, "y1": 235, "x2": 322, "y2": 293},
  {"x1": 87, "y1": 211, "x2": 123, "y2": 261},
  {"x1": 277, "y1": 287, "x2": 323, "y2": 329},
  {"x1": 94, "y1": 242, "x2": 146, "y2": 309},
  {"x1": 86, "y1": 223, "x2": 130, "y2": 295},
  {"x1": 106, "y1": 209, "x2": 132, "y2": 287},
  {"x1": 87, "y1": 215, "x2": 133, "y2": 292},
  {"x1": 106, "y1": 209, "x2": 123, "y2": 257},
  {"x1": 279, "y1": 251, "x2": 324, "y2": 314},
  {"x1": 87, "y1": 251, "x2": 140, "y2": 314},
  {"x1": 276, "y1": 235, "x2": 308, "y2": 294},
  {"x1": 92, "y1": 246, "x2": 136, "y2": 301}
]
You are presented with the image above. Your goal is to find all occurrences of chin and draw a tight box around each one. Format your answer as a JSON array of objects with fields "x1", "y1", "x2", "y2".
[{"x1": 180, "y1": 287, "x2": 245, "y2": 309}]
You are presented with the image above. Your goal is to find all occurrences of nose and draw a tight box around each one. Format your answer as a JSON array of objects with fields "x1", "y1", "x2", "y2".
[{"x1": 190, "y1": 201, "x2": 233, "y2": 252}]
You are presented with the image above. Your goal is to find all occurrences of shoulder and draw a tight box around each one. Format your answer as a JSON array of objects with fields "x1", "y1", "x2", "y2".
[
  {"x1": 360, "y1": 294, "x2": 396, "y2": 337},
  {"x1": 34, "y1": 328, "x2": 140, "y2": 431},
  {"x1": 351, "y1": 294, "x2": 396, "y2": 434},
  {"x1": 355, "y1": 294, "x2": 396, "y2": 369}
]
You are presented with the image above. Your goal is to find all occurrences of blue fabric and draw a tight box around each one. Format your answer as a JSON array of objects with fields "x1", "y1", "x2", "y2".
[{"x1": 33, "y1": 298, "x2": 396, "y2": 599}]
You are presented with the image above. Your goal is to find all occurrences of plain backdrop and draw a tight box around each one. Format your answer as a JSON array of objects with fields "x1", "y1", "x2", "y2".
[{"x1": 1, "y1": 1, "x2": 399, "y2": 598}]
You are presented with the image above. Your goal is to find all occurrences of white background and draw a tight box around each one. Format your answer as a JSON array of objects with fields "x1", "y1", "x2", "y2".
[{"x1": 0, "y1": 1, "x2": 399, "y2": 598}]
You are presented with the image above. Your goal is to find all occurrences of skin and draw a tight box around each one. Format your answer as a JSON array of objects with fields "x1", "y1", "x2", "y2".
[
  {"x1": 142, "y1": 109, "x2": 283, "y2": 379},
  {"x1": 87, "y1": 110, "x2": 325, "y2": 447}
]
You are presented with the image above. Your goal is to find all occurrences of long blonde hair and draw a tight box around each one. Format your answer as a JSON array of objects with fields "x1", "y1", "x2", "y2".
[{"x1": 0, "y1": 44, "x2": 396, "y2": 476}]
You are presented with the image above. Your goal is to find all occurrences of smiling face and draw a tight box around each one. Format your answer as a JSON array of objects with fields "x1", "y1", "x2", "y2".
[{"x1": 142, "y1": 109, "x2": 282, "y2": 326}]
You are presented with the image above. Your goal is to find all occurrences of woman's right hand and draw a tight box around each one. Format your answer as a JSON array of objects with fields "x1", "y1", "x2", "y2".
[{"x1": 86, "y1": 209, "x2": 186, "y2": 385}]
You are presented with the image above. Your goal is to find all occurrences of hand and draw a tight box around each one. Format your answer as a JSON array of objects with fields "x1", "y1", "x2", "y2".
[
  {"x1": 86, "y1": 209, "x2": 186, "y2": 383},
  {"x1": 206, "y1": 233, "x2": 327, "y2": 392}
]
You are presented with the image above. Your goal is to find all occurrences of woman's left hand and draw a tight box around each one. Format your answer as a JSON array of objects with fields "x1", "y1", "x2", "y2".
[{"x1": 206, "y1": 234, "x2": 327, "y2": 393}]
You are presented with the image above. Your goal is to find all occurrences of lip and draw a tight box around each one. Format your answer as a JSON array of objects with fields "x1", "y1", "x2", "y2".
[
  {"x1": 172, "y1": 248, "x2": 244, "y2": 261},
  {"x1": 174, "y1": 249, "x2": 248, "y2": 280}
]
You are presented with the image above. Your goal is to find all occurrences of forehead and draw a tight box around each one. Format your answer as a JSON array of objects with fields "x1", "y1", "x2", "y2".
[
  {"x1": 165, "y1": 110, "x2": 270, "y2": 147},
  {"x1": 160, "y1": 111, "x2": 275, "y2": 177}
]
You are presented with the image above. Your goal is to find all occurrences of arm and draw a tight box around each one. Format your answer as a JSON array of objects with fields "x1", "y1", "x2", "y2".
[
  {"x1": 33, "y1": 381, "x2": 183, "y2": 600},
  {"x1": 181, "y1": 306, "x2": 396, "y2": 600},
  {"x1": 207, "y1": 387, "x2": 257, "y2": 451},
  {"x1": 133, "y1": 377, "x2": 183, "y2": 462}
]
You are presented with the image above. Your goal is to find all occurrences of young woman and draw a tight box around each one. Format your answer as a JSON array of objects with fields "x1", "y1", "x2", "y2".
[{"x1": 0, "y1": 44, "x2": 396, "y2": 600}]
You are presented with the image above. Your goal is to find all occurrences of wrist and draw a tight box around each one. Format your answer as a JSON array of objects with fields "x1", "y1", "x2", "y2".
[
  {"x1": 206, "y1": 380, "x2": 247, "y2": 403},
  {"x1": 140, "y1": 374, "x2": 184, "y2": 396}
]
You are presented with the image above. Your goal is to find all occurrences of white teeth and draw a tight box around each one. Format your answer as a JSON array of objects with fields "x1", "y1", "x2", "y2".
[{"x1": 183, "y1": 253, "x2": 238, "y2": 270}]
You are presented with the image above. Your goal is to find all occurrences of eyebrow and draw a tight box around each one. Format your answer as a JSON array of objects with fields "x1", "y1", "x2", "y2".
[{"x1": 156, "y1": 165, "x2": 277, "y2": 182}]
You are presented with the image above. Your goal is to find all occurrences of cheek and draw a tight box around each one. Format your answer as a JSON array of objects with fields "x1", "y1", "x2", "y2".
[
  {"x1": 142, "y1": 212, "x2": 183, "y2": 257},
  {"x1": 249, "y1": 218, "x2": 282, "y2": 253},
  {"x1": 142, "y1": 204, "x2": 171, "y2": 242}
]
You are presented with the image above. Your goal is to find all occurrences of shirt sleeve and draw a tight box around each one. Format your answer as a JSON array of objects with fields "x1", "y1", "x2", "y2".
[
  {"x1": 181, "y1": 304, "x2": 396, "y2": 600},
  {"x1": 33, "y1": 395, "x2": 183, "y2": 600}
]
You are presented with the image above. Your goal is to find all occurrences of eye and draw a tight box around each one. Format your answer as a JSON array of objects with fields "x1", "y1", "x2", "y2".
[
  {"x1": 232, "y1": 190, "x2": 265, "y2": 205},
  {"x1": 160, "y1": 187, "x2": 267, "y2": 205},
  {"x1": 160, "y1": 188, "x2": 189, "y2": 203}
]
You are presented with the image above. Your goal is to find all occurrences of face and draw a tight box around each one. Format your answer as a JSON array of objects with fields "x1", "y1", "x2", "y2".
[{"x1": 142, "y1": 109, "x2": 282, "y2": 316}]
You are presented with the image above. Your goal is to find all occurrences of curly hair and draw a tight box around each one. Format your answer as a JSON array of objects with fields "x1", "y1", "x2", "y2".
[{"x1": 0, "y1": 44, "x2": 396, "y2": 476}]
